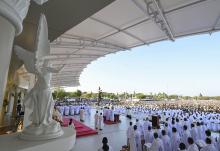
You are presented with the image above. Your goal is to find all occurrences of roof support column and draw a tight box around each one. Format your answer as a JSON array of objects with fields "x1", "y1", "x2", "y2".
[{"x1": 0, "y1": 0, "x2": 47, "y2": 119}]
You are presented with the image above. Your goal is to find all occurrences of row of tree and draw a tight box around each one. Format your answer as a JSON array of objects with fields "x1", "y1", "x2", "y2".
[{"x1": 52, "y1": 88, "x2": 220, "y2": 101}]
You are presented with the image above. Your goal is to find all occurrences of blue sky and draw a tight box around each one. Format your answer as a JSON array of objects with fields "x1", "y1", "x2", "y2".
[{"x1": 66, "y1": 32, "x2": 220, "y2": 96}]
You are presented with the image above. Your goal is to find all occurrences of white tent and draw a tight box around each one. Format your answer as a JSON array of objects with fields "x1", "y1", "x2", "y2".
[{"x1": 49, "y1": 0, "x2": 220, "y2": 87}]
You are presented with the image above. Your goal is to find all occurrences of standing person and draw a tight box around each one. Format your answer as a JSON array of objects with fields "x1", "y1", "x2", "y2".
[
  {"x1": 80, "y1": 107, "x2": 84, "y2": 122},
  {"x1": 145, "y1": 126, "x2": 154, "y2": 143},
  {"x1": 134, "y1": 125, "x2": 142, "y2": 151},
  {"x1": 150, "y1": 132, "x2": 164, "y2": 151},
  {"x1": 161, "y1": 130, "x2": 171, "y2": 151},
  {"x1": 99, "y1": 113, "x2": 104, "y2": 130},
  {"x1": 127, "y1": 122, "x2": 133, "y2": 147},
  {"x1": 182, "y1": 125, "x2": 191, "y2": 148},
  {"x1": 201, "y1": 138, "x2": 218, "y2": 151},
  {"x1": 187, "y1": 137, "x2": 199, "y2": 151},
  {"x1": 130, "y1": 126, "x2": 137, "y2": 151},
  {"x1": 171, "y1": 127, "x2": 181, "y2": 151},
  {"x1": 95, "y1": 111, "x2": 99, "y2": 129},
  {"x1": 205, "y1": 129, "x2": 216, "y2": 147},
  {"x1": 191, "y1": 124, "x2": 198, "y2": 142},
  {"x1": 179, "y1": 143, "x2": 187, "y2": 151},
  {"x1": 98, "y1": 137, "x2": 113, "y2": 151}
]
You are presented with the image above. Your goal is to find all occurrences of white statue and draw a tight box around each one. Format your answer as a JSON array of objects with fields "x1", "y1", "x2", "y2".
[{"x1": 14, "y1": 14, "x2": 64, "y2": 140}]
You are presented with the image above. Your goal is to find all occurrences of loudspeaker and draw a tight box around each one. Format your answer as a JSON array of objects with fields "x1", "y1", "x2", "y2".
[{"x1": 152, "y1": 115, "x2": 159, "y2": 128}]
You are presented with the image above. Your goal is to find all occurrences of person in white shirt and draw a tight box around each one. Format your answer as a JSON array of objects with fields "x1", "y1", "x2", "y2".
[
  {"x1": 161, "y1": 130, "x2": 171, "y2": 151},
  {"x1": 98, "y1": 137, "x2": 113, "y2": 151},
  {"x1": 68, "y1": 118, "x2": 75, "y2": 129},
  {"x1": 95, "y1": 111, "x2": 99, "y2": 129},
  {"x1": 201, "y1": 137, "x2": 218, "y2": 151},
  {"x1": 187, "y1": 137, "x2": 199, "y2": 151},
  {"x1": 179, "y1": 142, "x2": 187, "y2": 151},
  {"x1": 127, "y1": 122, "x2": 133, "y2": 147},
  {"x1": 150, "y1": 132, "x2": 164, "y2": 151},
  {"x1": 99, "y1": 113, "x2": 104, "y2": 130}
]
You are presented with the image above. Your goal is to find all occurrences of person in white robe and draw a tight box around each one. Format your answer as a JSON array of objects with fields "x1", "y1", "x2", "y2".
[
  {"x1": 182, "y1": 125, "x2": 191, "y2": 148},
  {"x1": 95, "y1": 111, "x2": 99, "y2": 129},
  {"x1": 201, "y1": 138, "x2": 218, "y2": 151},
  {"x1": 145, "y1": 126, "x2": 154, "y2": 143},
  {"x1": 106, "y1": 109, "x2": 110, "y2": 121},
  {"x1": 164, "y1": 123, "x2": 172, "y2": 137},
  {"x1": 110, "y1": 109, "x2": 114, "y2": 122},
  {"x1": 134, "y1": 125, "x2": 142, "y2": 151},
  {"x1": 187, "y1": 137, "x2": 199, "y2": 151},
  {"x1": 171, "y1": 127, "x2": 181, "y2": 151},
  {"x1": 217, "y1": 137, "x2": 220, "y2": 151},
  {"x1": 127, "y1": 122, "x2": 133, "y2": 147},
  {"x1": 161, "y1": 130, "x2": 171, "y2": 151},
  {"x1": 191, "y1": 124, "x2": 198, "y2": 142},
  {"x1": 205, "y1": 129, "x2": 217, "y2": 147},
  {"x1": 136, "y1": 119, "x2": 143, "y2": 136},
  {"x1": 150, "y1": 132, "x2": 164, "y2": 151},
  {"x1": 196, "y1": 122, "x2": 203, "y2": 140},
  {"x1": 179, "y1": 142, "x2": 187, "y2": 151},
  {"x1": 130, "y1": 127, "x2": 137, "y2": 151},
  {"x1": 99, "y1": 113, "x2": 104, "y2": 130},
  {"x1": 80, "y1": 107, "x2": 84, "y2": 122}
]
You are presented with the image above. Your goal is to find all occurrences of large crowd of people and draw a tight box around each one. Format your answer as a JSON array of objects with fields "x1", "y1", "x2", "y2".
[
  {"x1": 53, "y1": 99, "x2": 220, "y2": 151},
  {"x1": 125, "y1": 107, "x2": 220, "y2": 151}
]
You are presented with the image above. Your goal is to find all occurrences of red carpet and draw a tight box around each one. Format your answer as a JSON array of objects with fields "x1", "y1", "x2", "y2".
[{"x1": 62, "y1": 117, "x2": 98, "y2": 137}]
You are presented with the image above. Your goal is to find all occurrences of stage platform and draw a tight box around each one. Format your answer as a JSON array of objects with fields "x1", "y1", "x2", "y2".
[{"x1": 0, "y1": 127, "x2": 76, "y2": 151}]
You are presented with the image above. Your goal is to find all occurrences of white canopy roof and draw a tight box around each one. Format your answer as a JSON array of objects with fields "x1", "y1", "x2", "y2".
[{"x1": 49, "y1": 0, "x2": 220, "y2": 87}]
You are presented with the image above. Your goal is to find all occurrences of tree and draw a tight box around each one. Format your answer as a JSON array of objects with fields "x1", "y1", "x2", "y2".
[
  {"x1": 75, "y1": 90, "x2": 82, "y2": 98},
  {"x1": 136, "y1": 93, "x2": 146, "y2": 99}
]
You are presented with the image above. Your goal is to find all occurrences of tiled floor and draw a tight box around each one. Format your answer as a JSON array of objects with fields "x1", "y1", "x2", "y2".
[{"x1": 71, "y1": 109, "x2": 134, "y2": 151}]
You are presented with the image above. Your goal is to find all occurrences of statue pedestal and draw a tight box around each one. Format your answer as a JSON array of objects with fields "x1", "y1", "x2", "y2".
[
  {"x1": 19, "y1": 120, "x2": 64, "y2": 141},
  {"x1": 0, "y1": 127, "x2": 76, "y2": 151}
]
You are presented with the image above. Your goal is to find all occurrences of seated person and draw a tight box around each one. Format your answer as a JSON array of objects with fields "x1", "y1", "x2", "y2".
[{"x1": 98, "y1": 137, "x2": 113, "y2": 151}]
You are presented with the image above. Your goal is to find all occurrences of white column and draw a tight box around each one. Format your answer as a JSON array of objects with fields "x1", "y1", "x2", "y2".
[
  {"x1": 0, "y1": 0, "x2": 31, "y2": 111},
  {"x1": 0, "y1": 15, "x2": 16, "y2": 111}
]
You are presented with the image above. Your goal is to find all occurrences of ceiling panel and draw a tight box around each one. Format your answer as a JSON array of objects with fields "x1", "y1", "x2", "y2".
[
  {"x1": 166, "y1": 0, "x2": 220, "y2": 36},
  {"x1": 125, "y1": 20, "x2": 167, "y2": 43},
  {"x1": 93, "y1": 0, "x2": 147, "y2": 29}
]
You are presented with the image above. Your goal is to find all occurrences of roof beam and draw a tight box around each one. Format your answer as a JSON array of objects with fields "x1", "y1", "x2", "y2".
[
  {"x1": 210, "y1": 12, "x2": 220, "y2": 34},
  {"x1": 51, "y1": 45, "x2": 115, "y2": 53},
  {"x1": 54, "y1": 34, "x2": 128, "y2": 50},
  {"x1": 45, "y1": 55, "x2": 99, "y2": 61},
  {"x1": 143, "y1": 0, "x2": 175, "y2": 41}
]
